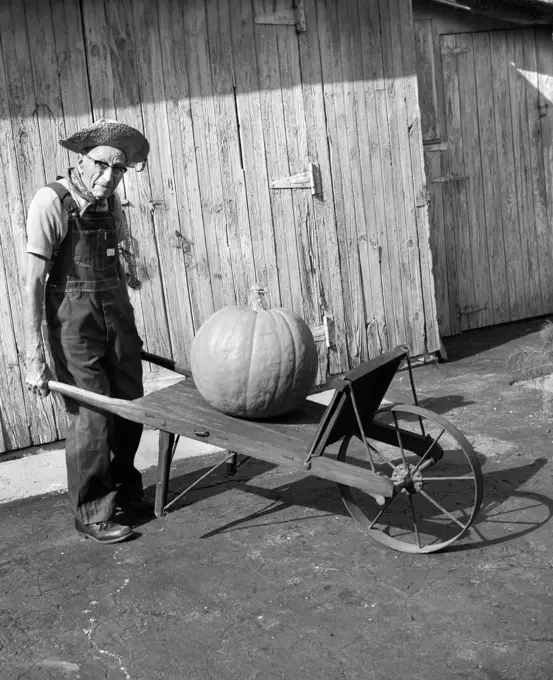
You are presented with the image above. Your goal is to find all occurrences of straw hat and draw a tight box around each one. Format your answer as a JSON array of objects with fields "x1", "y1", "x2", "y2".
[{"x1": 59, "y1": 118, "x2": 150, "y2": 166}]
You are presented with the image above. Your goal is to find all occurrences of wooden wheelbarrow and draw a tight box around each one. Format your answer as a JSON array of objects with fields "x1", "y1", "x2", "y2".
[{"x1": 48, "y1": 345, "x2": 483, "y2": 553}]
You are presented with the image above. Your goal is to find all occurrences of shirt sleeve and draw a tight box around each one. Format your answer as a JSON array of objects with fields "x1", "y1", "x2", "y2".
[{"x1": 26, "y1": 187, "x2": 66, "y2": 260}]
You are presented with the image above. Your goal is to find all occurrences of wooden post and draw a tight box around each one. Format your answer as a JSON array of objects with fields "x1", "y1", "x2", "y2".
[{"x1": 155, "y1": 431, "x2": 175, "y2": 517}]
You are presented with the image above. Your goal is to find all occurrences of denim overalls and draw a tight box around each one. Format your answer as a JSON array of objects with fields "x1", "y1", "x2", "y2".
[{"x1": 45, "y1": 182, "x2": 144, "y2": 524}]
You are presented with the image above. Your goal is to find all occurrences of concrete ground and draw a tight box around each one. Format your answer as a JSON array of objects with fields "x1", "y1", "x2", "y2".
[{"x1": 2, "y1": 319, "x2": 553, "y2": 680}]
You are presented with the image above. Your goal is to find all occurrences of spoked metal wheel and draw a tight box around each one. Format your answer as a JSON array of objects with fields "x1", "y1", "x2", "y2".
[{"x1": 336, "y1": 405, "x2": 483, "y2": 553}]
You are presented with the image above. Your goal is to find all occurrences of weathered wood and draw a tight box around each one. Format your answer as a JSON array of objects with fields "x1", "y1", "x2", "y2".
[
  {"x1": 424, "y1": 150, "x2": 452, "y2": 336},
  {"x1": 130, "y1": 0, "x2": 196, "y2": 363},
  {"x1": 183, "y1": 0, "x2": 236, "y2": 312},
  {"x1": 254, "y1": 12, "x2": 301, "y2": 314},
  {"x1": 0, "y1": 0, "x2": 61, "y2": 446},
  {"x1": 277, "y1": 17, "x2": 327, "y2": 369},
  {"x1": 0, "y1": 17, "x2": 33, "y2": 452},
  {"x1": 473, "y1": 31, "x2": 510, "y2": 325},
  {"x1": 47, "y1": 378, "x2": 394, "y2": 498},
  {"x1": 374, "y1": 0, "x2": 409, "y2": 349},
  {"x1": 536, "y1": 27, "x2": 553, "y2": 311},
  {"x1": 50, "y1": 0, "x2": 93, "y2": 137},
  {"x1": 414, "y1": 18, "x2": 440, "y2": 142},
  {"x1": 510, "y1": 30, "x2": 541, "y2": 318},
  {"x1": 342, "y1": 0, "x2": 386, "y2": 360},
  {"x1": 206, "y1": 0, "x2": 257, "y2": 308},
  {"x1": 441, "y1": 34, "x2": 475, "y2": 331},
  {"x1": 317, "y1": 0, "x2": 366, "y2": 365},
  {"x1": 522, "y1": 29, "x2": 549, "y2": 317},
  {"x1": 24, "y1": 0, "x2": 68, "y2": 182},
  {"x1": 357, "y1": 0, "x2": 394, "y2": 354},
  {"x1": 456, "y1": 32, "x2": 492, "y2": 329},
  {"x1": 390, "y1": 0, "x2": 432, "y2": 355},
  {"x1": 230, "y1": 0, "x2": 281, "y2": 307},
  {"x1": 401, "y1": 0, "x2": 441, "y2": 354},
  {"x1": 491, "y1": 31, "x2": 524, "y2": 321},
  {"x1": 298, "y1": 0, "x2": 349, "y2": 376},
  {"x1": 158, "y1": 0, "x2": 216, "y2": 329}
]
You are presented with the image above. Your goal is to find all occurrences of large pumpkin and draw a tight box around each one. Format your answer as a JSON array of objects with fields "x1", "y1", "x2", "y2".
[{"x1": 190, "y1": 286, "x2": 318, "y2": 419}]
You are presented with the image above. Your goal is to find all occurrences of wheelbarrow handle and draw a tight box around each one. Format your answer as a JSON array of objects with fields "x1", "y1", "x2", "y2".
[
  {"x1": 140, "y1": 350, "x2": 192, "y2": 378},
  {"x1": 47, "y1": 380, "x2": 164, "y2": 427}
]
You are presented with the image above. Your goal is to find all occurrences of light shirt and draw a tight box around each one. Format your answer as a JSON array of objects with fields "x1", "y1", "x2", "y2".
[{"x1": 26, "y1": 173, "x2": 126, "y2": 262}]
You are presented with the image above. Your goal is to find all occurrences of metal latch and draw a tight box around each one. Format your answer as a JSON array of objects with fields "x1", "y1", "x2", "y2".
[
  {"x1": 310, "y1": 314, "x2": 334, "y2": 348},
  {"x1": 271, "y1": 162, "x2": 319, "y2": 195}
]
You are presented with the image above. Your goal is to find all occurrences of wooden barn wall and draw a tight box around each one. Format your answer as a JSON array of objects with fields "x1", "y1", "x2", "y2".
[
  {"x1": 413, "y1": 0, "x2": 553, "y2": 336},
  {"x1": 0, "y1": 0, "x2": 439, "y2": 453}
]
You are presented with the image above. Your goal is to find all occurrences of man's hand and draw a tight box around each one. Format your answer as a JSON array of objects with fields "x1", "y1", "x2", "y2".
[{"x1": 25, "y1": 357, "x2": 53, "y2": 398}]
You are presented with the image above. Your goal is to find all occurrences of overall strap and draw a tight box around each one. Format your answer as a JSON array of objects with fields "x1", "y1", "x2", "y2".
[{"x1": 46, "y1": 181, "x2": 79, "y2": 215}]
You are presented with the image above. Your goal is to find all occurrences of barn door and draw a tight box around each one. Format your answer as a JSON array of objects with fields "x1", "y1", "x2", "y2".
[{"x1": 435, "y1": 28, "x2": 553, "y2": 333}]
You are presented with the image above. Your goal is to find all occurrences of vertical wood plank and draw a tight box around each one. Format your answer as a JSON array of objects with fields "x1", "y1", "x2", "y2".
[
  {"x1": 50, "y1": 0, "x2": 93, "y2": 136},
  {"x1": 0, "y1": 0, "x2": 61, "y2": 445},
  {"x1": 341, "y1": 0, "x2": 387, "y2": 359},
  {"x1": 129, "y1": 0, "x2": 196, "y2": 362},
  {"x1": 373, "y1": 0, "x2": 409, "y2": 348},
  {"x1": 183, "y1": 0, "x2": 236, "y2": 312},
  {"x1": 425, "y1": 150, "x2": 451, "y2": 335},
  {"x1": 206, "y1": 0, "x2": 257, "y2": 307},
  {"x1": 398, "y1": 0, "x2": 440, "y2": 354},
  {"x1": 24, "y1": 0, "x2": 68, "y2": 182},
  {"x1": 158, "y1": 0, "x2": 215, "y2": 328},
  {"x1": 523, "y1": 29, "x2": 549, "y2": 316},
  {"x1": 414, "y1": 17, "x2": 440, "y2": 142},
  {"x1": 490, "y1": 32, "x2": 523, "y2": 321},
  {"x1": 536, "y1": 27, "x2": 553, "y2": 311},
  {"x1": 317, "y1": 0, "x2": 366, "y2": 366},
  {"x1": 230, "y1": 0, "x2": 281, "y2": 306},
  {"x1": 439, "y1": 148, "x2": 462, "y2": 336},
  {"x1": 80, "y1": 0, "x2": 116, "y2": 120},
  {"x1": 507, "y1": 30, "x2": 539, "y2": 319},
  {"x1": 380, "y1": 0, "x2": 423, "y2": 350},
  {"x1": 0, "y1": 38, "x2": 32, "y2": 451},
  {"x1": 276, "y1": 17, "x2": 321, "y2": 326},
  {"x1": 473, "y1": 31, "x2": 510, "y2": 325},
  {"x1": 357, "y1": 0, "x2": 397, "y2": 352},
  {"x1": 441, "y1": 34, "x2": 474, "y2": 331},
  {"x1": 298, "y1": 0, "x2": 349, "y2": 376},
  {"x1": 254, "y1": 14, "x2": 299, "y2": 313},
  {"x1": 456, "y1": 32, "x2": 493, "y2": 329}
]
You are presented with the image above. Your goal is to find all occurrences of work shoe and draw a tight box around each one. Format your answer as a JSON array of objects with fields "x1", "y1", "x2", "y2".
[{"x1": 75, "y1": 517, "x2": 134, "y2": 544}]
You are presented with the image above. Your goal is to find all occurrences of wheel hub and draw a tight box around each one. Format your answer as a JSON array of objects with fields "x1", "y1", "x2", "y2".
[{"x1": 391, "y1": 463, "x2": 423, "y2": 494}]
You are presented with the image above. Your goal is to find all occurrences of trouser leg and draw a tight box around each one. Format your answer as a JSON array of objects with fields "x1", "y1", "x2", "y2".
[
  {"x1": 65, "y1": 406, "x2": 117, "y2": 524},
  {"x1": 46, "y1": 290, "x2": 117, "y2": 523},
  {"x1": 102, "y1": 290, "x2": 144, "y2": 501}
]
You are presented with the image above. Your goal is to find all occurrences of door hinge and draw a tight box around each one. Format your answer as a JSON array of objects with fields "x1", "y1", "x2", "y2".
[
  {"x1": 310, "y1": 314, "x2": 334, "y2": 348},
  {"x1": 271, "y1": 162, "x2": 319, "y2": 195},
  {"x1": 255, "y1": 0, "x2": 306, "y2": 32}
]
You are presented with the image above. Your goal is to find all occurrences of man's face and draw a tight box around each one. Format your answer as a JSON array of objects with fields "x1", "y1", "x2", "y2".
[{"x1": 77, "y1": 145, "x2": 127, "y2": 199}]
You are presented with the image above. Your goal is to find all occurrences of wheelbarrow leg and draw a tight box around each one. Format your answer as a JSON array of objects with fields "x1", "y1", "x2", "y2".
[{"x1": 155, "y1": 431, "x2": 175, "y2": 517}]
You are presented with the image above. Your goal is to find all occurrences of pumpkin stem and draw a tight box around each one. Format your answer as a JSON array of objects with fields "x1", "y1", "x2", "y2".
[{"x1": 249, "y1": 284, "x2": 270, "y2": 311}]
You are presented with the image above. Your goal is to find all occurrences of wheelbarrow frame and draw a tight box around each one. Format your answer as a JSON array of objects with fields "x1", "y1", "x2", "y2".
[{"x1": 48, "y1": 345, "x2": 483, "y2": 553}]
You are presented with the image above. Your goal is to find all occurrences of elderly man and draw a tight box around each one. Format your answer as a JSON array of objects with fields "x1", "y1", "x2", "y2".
[{"x1": 25, "y1": 119, "x2": 149, "y2": 544}]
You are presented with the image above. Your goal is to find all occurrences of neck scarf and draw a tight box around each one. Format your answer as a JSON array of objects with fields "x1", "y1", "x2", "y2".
[{"x1": 68, "y1": 168, "x2": 107, "y2": 209}]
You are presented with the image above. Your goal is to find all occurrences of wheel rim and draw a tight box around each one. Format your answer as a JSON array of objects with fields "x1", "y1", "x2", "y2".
[{"x1": 336, "y1": 404, "x2": 484, "y2": 553}]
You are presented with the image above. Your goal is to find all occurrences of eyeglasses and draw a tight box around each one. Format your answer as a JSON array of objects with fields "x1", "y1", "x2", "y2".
[{"x1": 83, "y1": 153, "x2": 127, "y2": 176}]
